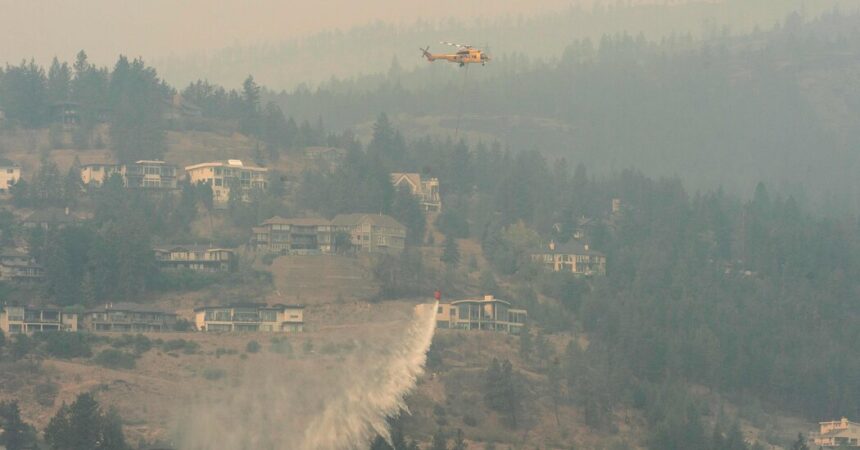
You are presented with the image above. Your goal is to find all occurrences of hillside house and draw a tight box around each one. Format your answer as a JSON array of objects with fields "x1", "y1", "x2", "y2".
[
  {"x1": 80, "y1": 160, "x2": 178, "y2": 189},
  {"x1": 0, "y1": 305, "x2": 78, "y2": 334},
  {"x1": 194, "y1": 304, "x2": 304, "y2": 332},
  {"x1": 22, "y1": 207, "x2": 79, "y2": 231},
  {"x1": 153, "y1": 245, "x2": 236, "y2": 272},
  {"x1": 810, "y1": 418, "x2": 860, "y2": 448},
  {"x1": 51, "y1": 101, "x2": 80, "y2": 130},
  {"x1": 81, "y1": 303, "x2": 177, "y2": 332},
  {"x1": 531, "y1": 240, "x2": 606, "y2": 276},
  {"x1": 185, "y1": 159, "x2": 268, "y2": 205},
  {"x1": 0, "y1": 250, "x2": 43, "y2": 282},
  {"x1": 331, "y1": 213, "x2": 406, "y2": 254},
  {"x1": 0, "y1": 159, "x2": 21, "y2": 193},
  {"x1": 436, "y1": 295, "x2": 528, "y2": 334},
  {"x1": 390, "y1": 172, "x2": 441, "y2": 212},
  {"x1": 252, "y1": 217, "x2": 337, "y2": 254}
]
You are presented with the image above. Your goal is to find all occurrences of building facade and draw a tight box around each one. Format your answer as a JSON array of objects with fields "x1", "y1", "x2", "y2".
[
  {"x1": 82, "y1": 303, "x2": 177, "y2": 332},
  {"x1": 185, "y1": 159, "x2": 268, "y2": 205},
  {"x1": 0, "y1": 250, "x2": 44, "y2": 282},
  {"x1": 153, "y1": 245, "x2": 236, "y2": 272},
  {"x1": 0, "y1": 158, "x2": 21, "y2": 192},
  {"x1": 0, "y1": 305, "x2": 78, "y2": 334},
  {"x1": 80, "y1": 160, "x2": 178, "y2": 189},
  {"x1": 390, "y1": 173, "x2": 441, "y2": 212},
  {"x1": 330, "y1": 214, "x2": 406, "y2": 254},
  {"x1": 194, "y1": 304, "x2": 304, "y2": 332},
  {"x1": 810, "y1": 418, "x2": 860, "y2": 448},
  {"x1": 252, "y1": 217, "x2": 337, "y2": 254},
  {"x1": 531, "y1": 240, "x2": 607, "y2": 276},
  {"x1": 436, "y1": 295, "x2": 528, "y2": 334}
]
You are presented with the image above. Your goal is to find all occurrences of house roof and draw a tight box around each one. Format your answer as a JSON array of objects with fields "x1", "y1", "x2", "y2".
[
  {"x1": 193, "y1": 303, "x2": 305, "y2": 312},
  {"x1": 391, "y1": 172, "x2": 421, "y2": 189},
  {"x1": 331, "y1": 213, "x2": 405, "y2": 230},
  {"x1": 24, "y1": 208, "x2": 78, "y2": 224},
  {"x1": 152, "y1": 244, "x2": 232, "y2": 253},
  {"x1": 85, "y1": 302, "x2": 176, "y2": 315},
  {"x1": 261, "y1": 216, "x2": 330, "y2": 226},
  {"x1": 451, "y1": 298, "x2": 513, "y2": 307},
  {"x1": 534, "y1": 240, "x2": 605, "y2": 257},
  {"x1": 185, "y1": 160, "x2": 268, "y2": 172}
]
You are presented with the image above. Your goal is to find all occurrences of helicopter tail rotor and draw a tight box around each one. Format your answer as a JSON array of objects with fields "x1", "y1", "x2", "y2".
[{"x1": 420, "y1": 46, "x2": 433, "y2": 60}]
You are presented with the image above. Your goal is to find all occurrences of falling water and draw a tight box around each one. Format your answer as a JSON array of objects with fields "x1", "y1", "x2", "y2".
[
  {"x1": 300, "y1": 302, "x2": 438, "y2": 449},
  {"x1": 175, "y1": 302, "x2": 438, "y2": 450}
]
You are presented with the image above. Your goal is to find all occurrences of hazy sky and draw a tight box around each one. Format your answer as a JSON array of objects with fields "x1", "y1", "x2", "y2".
[{"x1": 1, "y1": 0, "x2": 589, "y2": 66}]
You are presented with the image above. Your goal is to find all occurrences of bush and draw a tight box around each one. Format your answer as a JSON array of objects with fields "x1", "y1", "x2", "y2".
[
  {"x1": 34, "y1": 382, "x2": 59, "y2": 406},
  {"x1": 463, "y1": 414, "x2": 479, "y2": 427},
  {"x1": 245, "y1": 340, "x2": 260, "y2": 353},
  {"x1": 93, "y1": 349, "x2": 136, "y2": 369},
  {"x1": 202, "y1": 368, "x2": 225, "y2": 380},
  {"x1": 162, "y1": 339, "x2": 200, "y2": 354},
  {"x1": 261, "y1": 253, "x2": 277, "y2": 266},
  {"x1": 37, "y1": 332, "x2": 93, "y2": 358},
  {"x1": 110, "y1": 334, "x2": 152, "y2": 355},
  {"x1": 269, "y1": 337, "x2": 293, "y2": 355},
  {"x1": 10, "y1": 334, "x2": 35, "y2": 360}
]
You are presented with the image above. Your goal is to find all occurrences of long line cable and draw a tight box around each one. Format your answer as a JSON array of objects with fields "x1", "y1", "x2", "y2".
[{"x1": 454, "y1": 64, "x2": 470, "y2": 140}]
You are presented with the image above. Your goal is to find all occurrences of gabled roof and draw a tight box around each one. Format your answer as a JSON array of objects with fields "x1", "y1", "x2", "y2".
[
  {"x1": 331, "y1": 213, "x2": 405, "y2": 230},
  {"x1": 85, "y1": 302, "x2": 176, "y2": 315},
  {"x1": 193, "y1": 303, "x2": 305, "y2": 312},
  {"x1": 534, "y1": 240, "x2": 605, "y2": 257},
  {"x1": 391, "y1": 173, "x2": 421, "y2": 190},
  {"x1": 261, "y1": 216, "x2": 330, "y2": 226},
  {"x1": 152, "y1": 244, "x2": 232, "y2": 253}
]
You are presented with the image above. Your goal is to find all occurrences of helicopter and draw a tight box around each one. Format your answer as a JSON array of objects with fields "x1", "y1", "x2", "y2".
[{"x1": 420, "y1": 42, "x2": 490, "y2": 67}]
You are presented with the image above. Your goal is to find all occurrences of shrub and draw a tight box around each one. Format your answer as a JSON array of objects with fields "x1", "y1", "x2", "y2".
[
  {"x1": 269, "y1": 338, "x2": 293, "y2": 355},
  {"x1": 261, "y1": 253, "x2": 277, "y2": 266},
  {"x1": 245, "y1": 340, "x2": 260, "y2": 353},
  {"x1": 202, "y1": 368, "x2": 225, "y2": 380},
  {"x1": 463, "y1": 414, "x2": 479, "y2": 427},
  {"x1": 110, "y1": 334, "x2": 152, "y2": 355},
  {"x1": 34, "y1": 382, "x2": 59, "y2": 406},
  {"x1": 93, "y1": 349, "x2": 136, "y2": 369},
  {"x1": 162, "y1": 339, "x2": 199, "y2": 354}
]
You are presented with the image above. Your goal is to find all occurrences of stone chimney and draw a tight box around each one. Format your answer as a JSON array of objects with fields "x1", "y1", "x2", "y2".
[
  {"x1": 611, "y1": 198, "x2": 621, "y2": 214},
  {"x1": 64, "y1": 206, "x2": 70, "y2": 216},
  {"x1": 549, "y1": 240, "x2": 556, "y2": 251},
  {"x1": 584, "y1": 244, "x2": 589, "y2": 252}
]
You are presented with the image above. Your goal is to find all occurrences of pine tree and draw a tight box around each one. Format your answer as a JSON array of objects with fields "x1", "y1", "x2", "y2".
[
  {"x1": 239, "y1": 75, "x2": 261, "y2": 136},
  {"x1": 0, "y1": 401, "x2": 34, "y2": 450},
  {"x1": 789, "y1": 433, "x2": 809, "y2": 450},
  {"x1": 441, "y1": 236, "x2": 460, "y2": 268},
  {"x1": 431, "y1": 429, "x2": 449, "y2": 450},
  {"x1": 451, "y1": 428, "x2": 467, "y2": 450}
]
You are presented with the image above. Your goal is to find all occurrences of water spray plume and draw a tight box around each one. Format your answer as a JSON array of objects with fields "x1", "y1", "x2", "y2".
[{"x1": 176, "y1": 302, "x2": 438, "y2": 450}]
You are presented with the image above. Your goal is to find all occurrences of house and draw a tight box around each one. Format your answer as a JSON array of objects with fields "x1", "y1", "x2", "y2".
[
  {"x1": 330, "y1": 213, "x2": 406, "y2": 254},
  {"x1": 0, "y1": 305, "x2": 78, "y2": 334},
  {"x1": 81, "y1": 303, "x2": 177, "y2": 332},
  {"x1": 80, "y1": 160, "x2": 178, "y2": 189},
  {"x1": 390, "y1": 172, "x2": 441, "y2": 212},
  {"x1": 185, "y1": 159, "x2": 268, "y2": 205},
  {"x1": 531, "y1": 240, "x2": 607, "y2": 276},
  {"x1": 22, "y1": 207, "x2": 79, "y2": 230},
  {"x1": 810, "y1": 418, "x2": 860, "y2": 447},
  {"x1": 0, "y1": 250, "x2": 43, "y2": 282},
  {"x1": 51, "y1": 101, "x2": 80, "y2": 130},
  {"x1": 194, "y1": 303, "x2": 304, "y2": 332},
  {"x1": 252, "y1": 217, "x2": 337, "y2": 255},
  {"x1": 0, "y1": 159, "x2": 21, "y2": 192},
  {"x1": 153, "y1": 245, "x2": 236, "y2": 272},
  {"x1": 436, "y1": 295, "x2": 527, "y2": 334}
]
